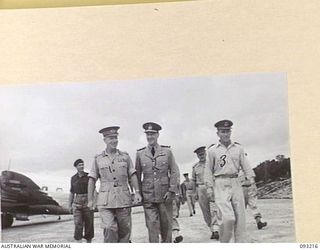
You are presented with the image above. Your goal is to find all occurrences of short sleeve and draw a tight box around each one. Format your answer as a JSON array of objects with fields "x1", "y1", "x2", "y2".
[
  {"x1": 191, "y1": 165, "x2": 196, "y2": 182},
  {"x1": 127, "y1": 154, "x2": 136, "y2": 176},
  {"x1": 70, "y1": 177, "x2": 74, "y2": 193},
  {"x1": 89, "y1": 157, "x2": 100, "y2": 180}
]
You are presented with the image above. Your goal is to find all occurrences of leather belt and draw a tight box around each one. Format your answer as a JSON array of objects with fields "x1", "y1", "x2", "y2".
[{"x1": 215, "y1": 173, "x2": 238, "y2": 178}]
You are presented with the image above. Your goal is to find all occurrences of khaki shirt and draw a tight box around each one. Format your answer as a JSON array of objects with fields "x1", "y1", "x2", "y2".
[
  {"x1": 182, "y1": 180, "x2": 195, "y2": 190},
  {"x1": 192, "y1": 161, "x2": 206, "y2": 185},
  {"x1": 204, "y1": 142, "x2": 255, "y2": 188},
  {"x1": 89, "y1": 149, "x2": 136, "y2": 208},
  {"x1": 135, "y1": 144, "x2": 179, "y2": 203}
]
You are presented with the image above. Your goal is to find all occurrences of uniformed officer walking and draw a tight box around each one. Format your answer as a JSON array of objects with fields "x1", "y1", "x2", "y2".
[
  {"x1": 204, "y1": 120, "x2": 255, "y2": 243},
  {"x1": 192, "y1": 146, "x2": 219, "y2": 240},
  {"x1": 239, "y1": 170, "x2": 267, "y2": 229},
  {"x1": 87, "y1": 126, "x2": 142, "y2": 243},
  {"x1": 135, "y1": 122, "x2": 179, "y2": 243},
  {"x1": 69, "y1": 159, "x2": 94, "y2": 243},
  {"x1": 181, "y1": 173, "x2": 196, "y2": 216}
]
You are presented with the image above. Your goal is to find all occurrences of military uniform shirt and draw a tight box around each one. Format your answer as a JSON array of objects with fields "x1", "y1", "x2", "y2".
[
  {"x1": 204, "y1": 142, "x2": 255, "y2": 187},
  {"x1": 135, "y1": 144, "x2": 179, "y2": 203},
  {"x1": 70, "y1": 172, "x2": 90, "y2": 194},
  {"x1": 182, "y1": 180, "x2": 195, "y2": 190},
  {"x1": 89, "y1": 150, "x2": 136, "y2": 208},
  {"x1": 192, "y1": 162, "x2": 206, "y2": 185}
]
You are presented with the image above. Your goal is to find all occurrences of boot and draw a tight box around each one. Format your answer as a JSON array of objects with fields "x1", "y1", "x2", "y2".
[
  {"x1": 257, "y1": 221, "x2": 267, "y2": 230},
  {"x1": 210, "y1": 231, "x2": 219, "y2": 240}
]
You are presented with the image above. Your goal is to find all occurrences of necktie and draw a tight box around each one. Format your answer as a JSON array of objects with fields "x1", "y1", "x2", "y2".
[{"x1": 151, "y1": 147, "x2": 155, "y2": 156}]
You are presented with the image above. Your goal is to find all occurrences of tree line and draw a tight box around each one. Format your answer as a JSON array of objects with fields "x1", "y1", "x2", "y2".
[{"x1": 253, "y1": 155, "x2": 291, "y2": 183}]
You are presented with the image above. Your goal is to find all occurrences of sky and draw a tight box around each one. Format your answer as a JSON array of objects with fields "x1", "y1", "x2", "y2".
[{"x1": 0, "y1": 73, "x2": 290, "y2": 192}]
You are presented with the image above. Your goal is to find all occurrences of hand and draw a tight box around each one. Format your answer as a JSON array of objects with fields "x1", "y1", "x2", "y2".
[
  {"x1": 195, "y1": 194, "x2": 199, "y2": 201},
  {"x1": 133, "y1": 193, "x2": 142, "y2": 204},
  {"x1": 87, "y1": 200, "x2": 94, "y2": 211},
  {"x1": 249, "y1": 177, "x2": 255, "y2": 185},
  {"x1": 163, "y1": 191, "x2": 175, "y2": 201},
  {"x1": 242, "y1": 179, "x2": 252, "y2": 187},
  {"x1": 69, "y1": 207, "x2": 73, "y2": 214}
]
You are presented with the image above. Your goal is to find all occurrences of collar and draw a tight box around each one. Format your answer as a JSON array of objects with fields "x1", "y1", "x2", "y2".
[
  {"x1": 217, "y1": 141, "x2": 235, "y2": 149},
  {"x1": 77, "y1": 172, "x2": 88, "y2": 177},
  {"x1": 103, "y1": 149, "x2": 120, "y2": 157},
  {"x1": 147, "y1": 143, "x2": 159, "y2": 151}
]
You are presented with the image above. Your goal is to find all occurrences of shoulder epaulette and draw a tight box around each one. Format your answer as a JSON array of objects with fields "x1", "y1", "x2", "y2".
[
  {"x1": 95, "y1": 150, "x2": 106, "y2": 158},
  {"x1": 119, "y1": 150, "x2": 128, "y2": 155},
  {"x1": 161, "y1": 145, "x2": 171, "y2": 148},
  {"x1": 208, "y1": 143, "x2": 215, "y2": 149},
  {"x1": 137, "y1": 147, "x2": 146, "y2": 151}
]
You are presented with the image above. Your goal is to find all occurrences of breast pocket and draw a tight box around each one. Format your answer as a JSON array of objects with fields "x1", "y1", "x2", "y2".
[
  {"x1": 156, "y1": 155, "x2": 169, "y2": 170},
  {"x1": 140, "y1": 157, "x2": 152, "y2": 172},
  {"x1": 98, "y1": 165, "x2": 109, "y2": 179},
  {"x1": 119, "y1": 163, "x2": 128, "y2": 177}
]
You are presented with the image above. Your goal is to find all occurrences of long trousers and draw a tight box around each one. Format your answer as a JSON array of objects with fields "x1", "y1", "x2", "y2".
[
  {"x1": 143, "y1": 201, "x2": 173, "y2": 243},
  {"x1": 214, "y1": 177, "x2": 246, "y2": 243},
  {"x1": 98, "y1": 206, "x2": 131, "y2": 243},
  {"x1": 73, "y1": 206, "x2": 94, "y2": 241},
  {"x1": 197, "y1": 185, "x2": 219, "y2": 232}
]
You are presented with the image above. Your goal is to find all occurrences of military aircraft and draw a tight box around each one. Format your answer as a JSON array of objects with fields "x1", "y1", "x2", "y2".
[{"x1": 0, "y1": 170, "x2": 70, "y2": 229}]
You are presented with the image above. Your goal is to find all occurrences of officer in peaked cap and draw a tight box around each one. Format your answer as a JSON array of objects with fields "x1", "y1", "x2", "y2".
[
  {"x1": 87, "y1": 126, "x2": 142, "y2": 243},
  {"x1": 204, "y1": 120, "x2": 256, "y2": 242},
  {"x1": 135, "y1": 122, "x2": 180, "y2": 243},
  {"x1": 194, "y1": 146, "x2": 206, "y2": 154},
  {"x1": 191, "y1": 146, "x2": 219, "y2": 240},
  {"x1": 143, "y1": 122, "x2": 162, "y2": 133},
  {"x1": 214, "y1": 120, "x2": 233, "y2": 130},
  {"x1": 98, "y1": 126, "x2": 120, "y2": 136}
]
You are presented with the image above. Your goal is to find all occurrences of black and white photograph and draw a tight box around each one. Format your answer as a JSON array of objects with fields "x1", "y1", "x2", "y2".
[{"x1": 0, "y1": 73, "x2": 295, "y2": 243}]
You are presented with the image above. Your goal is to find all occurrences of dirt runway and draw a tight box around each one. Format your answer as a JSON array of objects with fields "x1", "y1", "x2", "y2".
[{"x1": 1, "y1": 199, "x2": 295, "y2": 243}]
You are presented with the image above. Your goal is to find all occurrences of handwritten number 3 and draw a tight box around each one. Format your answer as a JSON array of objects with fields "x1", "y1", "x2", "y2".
[{"x1": 219, "y1": 155, "x2": 226, "y2": 168}]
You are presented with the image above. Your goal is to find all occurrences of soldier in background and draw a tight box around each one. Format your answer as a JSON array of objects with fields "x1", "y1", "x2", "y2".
[
  {"x1": 192, "y1": 146, "x2": 220, "y2": 240},
  {"x1": 181, "y1": 173, "x2": 196, "y2": 216},
  {"x1": 174, "y1": 183, "x2": 184, "y2": 218},
  {"x1": 69, "y1": 159, "x2": 94, "y2": 243},
  {"x1": 135, "y1": 122, "x2": 179, "y2": 243},
  {"x1": 87, "y1": 126, "x2": 142, "y2": 243}
]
